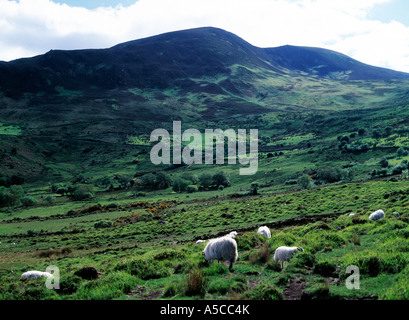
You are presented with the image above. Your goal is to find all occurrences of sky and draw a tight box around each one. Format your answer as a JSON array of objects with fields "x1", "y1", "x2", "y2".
[{"x1": 1, "y1": 0, "x2": 409, "y2": 73}]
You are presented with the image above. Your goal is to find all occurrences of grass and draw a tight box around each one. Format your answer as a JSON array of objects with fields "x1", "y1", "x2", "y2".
[{"x1": 1, "y1": 177, "x2": 409, "y2": 300}]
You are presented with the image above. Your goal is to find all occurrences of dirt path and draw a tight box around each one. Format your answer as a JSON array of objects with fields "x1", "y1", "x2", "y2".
[{"x1": 283, "y1": 276, "x2": 305, "y2": 300}]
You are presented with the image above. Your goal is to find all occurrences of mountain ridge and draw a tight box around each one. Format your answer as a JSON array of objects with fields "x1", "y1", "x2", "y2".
[{"x1": 1, "y1": 27, "x2": 408, "y2": 98}]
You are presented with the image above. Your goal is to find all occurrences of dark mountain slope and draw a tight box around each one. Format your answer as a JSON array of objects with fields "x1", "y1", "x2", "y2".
[
  {"x1": 1, "y1": 27, "x2": 408, "y2": 98},
  {"x1": 0, "y1": 28, "x2": 283, "y2": 97},
  {"x1": 263, "y1": 45, "x2": 409, "y2": 80}
]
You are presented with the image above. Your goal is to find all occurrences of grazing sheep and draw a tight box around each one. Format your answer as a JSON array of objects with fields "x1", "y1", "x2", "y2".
[
  {"x1": 393, "y1": 212, "x2": 400, "y2": 217},
  {"x1": 202, "y1": 236, "x2": 238, "y2": 270},
  {"x1": 349, "y1": 213, "x2": 355, "y2": 217},
  {"x1": 369, "y1": 209, "x2": 385, "y2": 221},
  {"x1": 21, "y1": 270, "x2": 53, "y2": 279},
  {"x1": 257, "y1": 226, "x2": 271, "y2": 238},
  {"x1": 196, "y1": 240, "x2": 206, "y2": 244},
  {"x1": 273, "y1": 246, "x2": 304, "y2": 269},
  {"x1": 225, "y1": 231, "x2": 238, "y2": 238}
]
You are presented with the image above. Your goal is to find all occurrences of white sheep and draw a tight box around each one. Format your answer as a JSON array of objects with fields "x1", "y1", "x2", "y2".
[
  {"x1": 349, "y1": 213, "x2": 355, "y2": 217},
  {"x1": 196, "y1": 240, "x2": 206, "y2": 244},
  {"x1": 273, "y1": 246, "x2": 304, "y2": 268},
  {"x1": 21, "y1": 270, "x2": 53, "y2": 279},
  {"x1": 225, "y1": 231, "x2": 238, "y2": 238},
  {"x1": 369, "y1": 209, "x2": 385, "y2": 221},
  {"x1": 393, "y1": 212, "x2": 400, "y2": 217},
  {"x1": 202, "y1": 236, "x2": 238, "y2": 270},
  {"x1": 257, "y1": 226, "x2": 271, "y2": 238}
]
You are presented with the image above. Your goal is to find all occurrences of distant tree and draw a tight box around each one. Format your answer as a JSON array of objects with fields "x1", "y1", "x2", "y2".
[
  {"x1": 384, "y1": 126, "x2": 393, "y2": 136},
  {"x1": 0, "y1": 185, "x2": 24, "y2": 208},
  {"x1": 316, "y1": 166, "x2": 342, "y2": 183},
  {"x1": 212, "y1": 171, "x2": 230, "y2": 188},
  {"x1": 372, "y1": 129, "x2": 383, "y2": 139},
  {"x1": 199, "y1": 173, "x2": 213, "y2": 189},
  {"x1": 141, "y1": 172, "x2": 172, "y2": 190},
  {"x1": 98, "y1": 176, "x2": 112, "y2": 188},
  {"x1": 298, "y1": 174, "x2": 313, "y2": 189},
  {"x1": 379, "y1": 157, "x2": 389, "y2": 168},
  {"x1": 72, "y1": 184, "x2": 95, "y2": 201},
  {"x1": 172, "y1": 178, "x2": 189, "y2": 193},
  {"x1": 184, "y1": 173, "x2": 199, "y2": 185},
  {"x1": 155, "y1": 172, "x2": 172, "y2": 189},
  {"x1": 397, "y1": 147, "x2": 408, "y2": 157},
  {"x1": 343, "y1": 168, "x2": 356, "y2": 182},
  {"x1": 186, "y1": 185, "x2": 198, "y2": 193},
  {"x1": 249, "y1": 183, "x2": 259, "y2": 195}
]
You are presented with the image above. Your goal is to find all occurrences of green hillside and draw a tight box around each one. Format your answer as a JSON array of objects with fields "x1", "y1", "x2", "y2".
[{"x1": 1, "y1": 27, "x2": 409, "y2": 301}]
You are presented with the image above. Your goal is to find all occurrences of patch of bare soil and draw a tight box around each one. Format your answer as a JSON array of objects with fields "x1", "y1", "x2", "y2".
[
  {"x1": 127, "y1": 285, "x2": 162, "y2": 300},
  {"x1": 283, "y1": 276, "x2": 305, "y2": 300}
]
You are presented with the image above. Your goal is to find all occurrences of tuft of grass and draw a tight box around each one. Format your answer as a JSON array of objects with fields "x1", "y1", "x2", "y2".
[{"x1": 185, "y1": 268, "x2": 207, "y2": 297}]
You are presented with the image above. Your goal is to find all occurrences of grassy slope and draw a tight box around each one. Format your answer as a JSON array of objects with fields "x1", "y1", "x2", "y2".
[{"x1": 1, "y1": 177, "x2": 409, "y2": 300}]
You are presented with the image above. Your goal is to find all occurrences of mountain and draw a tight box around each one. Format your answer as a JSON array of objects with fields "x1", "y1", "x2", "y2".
[
  {"x1": 1, "y1": 27, "x2": 409, "y2": 181},
  {"x1": 1, "y1": 27, "x2": 408, "y2": 98}
]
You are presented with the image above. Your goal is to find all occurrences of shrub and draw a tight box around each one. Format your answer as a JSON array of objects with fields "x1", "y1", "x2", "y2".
[
  {"x1": 292, "y1": 252, "x2": 316, "y2": 268},
  {"x1": 212, "y1": 171, "x2": 230, "y2": 187},
  {"x1": 199, "y1": 173, "x2": 213, "y2": 189},
  {"x1": 142, "y1": 172, "x2": 172, "y2": 190},
  {"x1": 285, "y1": 179, "x2": 298, "y2": 185},
  {"x1": 380, "y1": 157, "x2": 389, "y2": 168},
  {"x1": 396, "y1": 147, "x2": 408, "y2": 157},
  {"x1": 298, "y1": 174, "x2": 313, "y2": 189},
  {"x1": 72, "y1": 184, "x2": 95, "y2": 201},
  {"x1": 0, "y1": 185, "x2": 24, "y2": 208},
  {"x1": 172, "y1": 178, "x2": 189, "y2": 193},
  {"x1": 45, "y1": 195, "x2": 55, "y2": 204},
  {"x1": 186, "y1": 185, "x2": 198, "y2": 193},
  {"x1": 316, "y1": 166, "x2": 342, "y2": 183},
  {"x1": 94, "y1": 220, "x2": 113, "y2": 229},
  {"x1": 21, "y1": 197, "x2": 37, "y2": 207}
]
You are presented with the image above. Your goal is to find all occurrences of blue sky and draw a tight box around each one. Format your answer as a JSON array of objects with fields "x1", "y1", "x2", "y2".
[
  {"x1": 55, "y1": 0, "x2": 136, "y2": 8},
  {"x1": 369, "y1": 0, "x2": 409, "y2": 25},
  {"x1": 1, "y1": 0, "x2": 409, "y2": 73}
]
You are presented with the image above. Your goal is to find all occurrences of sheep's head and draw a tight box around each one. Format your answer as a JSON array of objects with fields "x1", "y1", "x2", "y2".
[{"x1": 297, "y1": 247, "x2": 304, "y2": 252}]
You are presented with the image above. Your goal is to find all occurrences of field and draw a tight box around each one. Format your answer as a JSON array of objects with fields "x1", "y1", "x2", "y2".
[
  {"x1": 1, "y1": 28, "x2": 409, "y2": 301},
  {"x1": 2, "y1": 122, "x2": 409, "y2": 300}
]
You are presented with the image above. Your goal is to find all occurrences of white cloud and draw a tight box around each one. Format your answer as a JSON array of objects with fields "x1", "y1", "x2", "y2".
[{"x1": 1, "y1": 0, "x2": 409, "y2": 72}]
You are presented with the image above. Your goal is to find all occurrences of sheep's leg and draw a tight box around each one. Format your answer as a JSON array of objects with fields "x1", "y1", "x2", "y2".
[{"x1": 229, "y1": 259, "x2": 234, "y2": 271}]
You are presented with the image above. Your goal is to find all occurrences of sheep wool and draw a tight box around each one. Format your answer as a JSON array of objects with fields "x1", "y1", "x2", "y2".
[
  {"x1": 196, "y1": 240, "x2": 206, "y2": 244},
  {"x1": 21, "y1": 270, "x2": 53, "y2": 279},
  {"x1": 225, "y1": 231, "x2": 238, "y2": 238},
  {"x1": 257, "y1": 226, "x2": 271, "y2": 238},
  {"x1": 202, "y1": 236, "x2": 238, "y2": 270},
  {"x1": 273, "y1": 246, "x2": 304, "y2": 268},
  {"x1": 369, "y1": 209, "x2": 385, "y2": 221}
]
